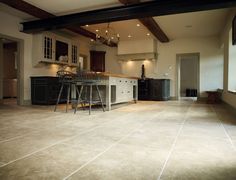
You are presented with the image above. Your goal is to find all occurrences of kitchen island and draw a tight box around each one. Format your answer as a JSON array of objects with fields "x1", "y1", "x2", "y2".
[
  {"x1": 31, "y1": 73, "x2": 138, "y2": 111},
  {"x1": 94, "y1": 73, "x2": 138, "y2": 110}
]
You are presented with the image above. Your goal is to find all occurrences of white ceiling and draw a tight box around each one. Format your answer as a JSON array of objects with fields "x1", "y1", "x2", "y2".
[
  {"x1": 23, "y1": 0, "x2": 121, "y2": 15},
  {"x1": 0, "y1": 0, "x2": 231, "y2": 41},
  {"x1": 82, "y1": 20, "x2": 154, "y2": 41},
  {"x1": 154, "y1": 9, "x2": 230, "y2": 40}
]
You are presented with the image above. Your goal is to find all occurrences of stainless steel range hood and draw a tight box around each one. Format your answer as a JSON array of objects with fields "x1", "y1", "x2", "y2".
[{"x1": 117, "y1": 39, "x2": 157, "y2": 61}]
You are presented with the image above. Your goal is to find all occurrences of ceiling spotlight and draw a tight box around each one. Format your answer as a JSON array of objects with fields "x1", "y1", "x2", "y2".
[
  {"x1": 111, "y1": 37, "x2": 114, "y2": 39},
  {"x1": 95, "y1": 29, "x2": 99, "y2": 32},
  {"x1": 90, "y1": 39, "x2": 94, "y2": 42},
  {"x1": 136, "y1": 23, "x2": 140, "y2": 27},
  {"x1": 85, "y1": 24, "x2": 89, "y2": 27},
  {"x1": 147, "y1": 33, "x2": 150, "y2": 36},
  {"x1": 128, "y1": 35, "x2": 132, "y2": 38}
]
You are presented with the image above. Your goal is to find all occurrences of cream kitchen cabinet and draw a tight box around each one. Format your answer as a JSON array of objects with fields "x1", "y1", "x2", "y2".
[
  {"x1": 32, "y1": 32, "x2": 79, "y2": 66},
  {"x1": 113, "y1": 77, "x2": 137, "y2": 103}
]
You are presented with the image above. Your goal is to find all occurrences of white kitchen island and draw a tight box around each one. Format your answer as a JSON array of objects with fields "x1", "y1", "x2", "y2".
[{"x1": 95, "y1": 73, "x2": 138, "y2": 111}]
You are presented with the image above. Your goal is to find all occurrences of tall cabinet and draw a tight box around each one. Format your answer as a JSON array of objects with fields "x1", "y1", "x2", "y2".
[{"x1": 90, "y1": 51, "x2": 106, "y2": 72}]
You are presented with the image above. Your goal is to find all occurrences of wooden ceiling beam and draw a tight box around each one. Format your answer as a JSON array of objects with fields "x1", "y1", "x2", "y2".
[
  {"x1": 0, "y1": 0, "x2": 117, "y2": 47},
  {"x1": 139, "y1": 17, "x2": 169, "y2": 42},
  {"x1": 20, "y1": 0, "x2": 236, "y2": 33},
  {"x1": 118, "y1": 0, "x2": 169, "y2": 42}
]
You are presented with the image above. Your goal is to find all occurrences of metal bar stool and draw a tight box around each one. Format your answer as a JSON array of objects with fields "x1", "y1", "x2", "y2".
[
  {"x1": 54, "y1": 70, "x2": 81, "y2": 112},
  {"x1": 74, "y1": 71, "x2": 105, "y2": 115}
]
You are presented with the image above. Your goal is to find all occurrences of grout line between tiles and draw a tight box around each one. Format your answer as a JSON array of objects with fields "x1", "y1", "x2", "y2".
[
  {"x1": 0, "y1": 125, "x2": 105, "y2": 168},
  {"x1": 63, "y1": 105, "x2": 168, "y2": 180},
  {"x1": 156, "y1": 104, "x2": 191, "y2": 180},
  {"x1": 211, "y1": 105, "x2": 236, "y2": 151},
  {"x1": 0, "y1": 109, "x2": 143, "y2": 169},
  {"x1": 0, "y1": 134, "x2": 29, "y2": 144},
  {"x1": 62, "y1": 122, "x2": 152, "y2": 180}
]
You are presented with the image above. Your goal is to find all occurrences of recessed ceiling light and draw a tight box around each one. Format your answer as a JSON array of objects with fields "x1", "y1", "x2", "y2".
[
  {"x1": 85, "y1": 24, "x2": 89, "y2": 27},
  {"x1": 90, "y1": 39, "x2": 94, "y2": 42},
  {"x1": 147, "y1": 33, "x2": 150, "y2": 36},
  {"x1": 128, "y1": 35, "x2": 132, "y2": 38},
  {"x1": 95, "y1": 29, "x2": 99, "y2": 32},
  {"x1": 136, "y1": 23, "x2": 140, "y2": 27},
  {"x1": 111, "y1": 37, "x2": 114, "y2": 39}
]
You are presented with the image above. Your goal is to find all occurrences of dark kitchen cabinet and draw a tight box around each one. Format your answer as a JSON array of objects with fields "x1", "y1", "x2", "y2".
[
  {"x1": 90, "y1": 51, "x2": 106, "y2": 72},
  {"x1": 138, "y1": 79, "x2": 170, "y2": 101},
  {"x1": 138, "y1": 78, "x2": 151, "y2": 100},
  {"x1": 31, "y1": 76, "x2": 67, "y2": 105}
]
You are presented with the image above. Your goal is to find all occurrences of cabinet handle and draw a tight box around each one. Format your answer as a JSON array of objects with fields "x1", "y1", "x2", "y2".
[{"x1": 125, "y1": 81, "x2": 127, "y2": 83}]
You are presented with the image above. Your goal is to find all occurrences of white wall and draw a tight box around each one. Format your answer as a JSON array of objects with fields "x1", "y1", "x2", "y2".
[
  {"x1": 0, "y1": 40, "x2": 3, "y2": 102},
  {"x1": 220, "y1": 9, "x2": 236, "y2": 109},
  {"x1": 119, "y1": 37, "x2": 223, "y2": 97},
  {"x1": 0, "y1": 11, "x2": 92, "y2": 103}
]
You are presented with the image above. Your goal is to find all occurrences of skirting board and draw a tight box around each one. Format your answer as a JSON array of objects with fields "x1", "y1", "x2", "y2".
[
  {"x1": 22, "y1": 100, "x2": 31, "y2": 106},
  {"x1": 222, "y1": 101, "x2": 236, "y2": 117}
]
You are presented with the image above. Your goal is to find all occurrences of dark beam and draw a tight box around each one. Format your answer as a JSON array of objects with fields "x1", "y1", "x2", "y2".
[
  {"x1": 139, "y1": 18, "x2": 169, "y2": 42},
  {"x1": 21, "y1": 0, "x2": 236, "y2": 33},
  {"x1": 0, "y1": 0, "x2": 117, "y2": 47},
  {"x1": 118, "y1": 0, "x2": 169, "y2": 42}
]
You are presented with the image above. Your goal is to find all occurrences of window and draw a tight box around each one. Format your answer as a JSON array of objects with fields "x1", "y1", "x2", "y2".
[{"x1": 228, "y1": 28, "x2": 236, "y2": 92}]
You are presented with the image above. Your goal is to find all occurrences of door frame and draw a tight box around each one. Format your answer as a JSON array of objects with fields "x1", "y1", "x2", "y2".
[
  {"x1": 176, "y1": 53, "x2": 200, "y2": 100},
  {"x1": 0, "y1": 33, "x2": 24, "y2": 105}
]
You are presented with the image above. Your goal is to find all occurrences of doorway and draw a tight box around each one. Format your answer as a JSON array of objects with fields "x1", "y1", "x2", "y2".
[
  {"x1": 176, "y1": 53, "x2": 200, "y2": 100},
  {"x1": 0, "y1": 35, "x2": 23, "y2": 106}
]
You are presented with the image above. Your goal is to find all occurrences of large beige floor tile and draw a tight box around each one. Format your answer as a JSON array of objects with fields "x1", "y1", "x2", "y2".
[
  {"x1": 0, "y1": 143, "x2": 102, "y2": 180},
  {"x1": 68, "y1": 143, "x2": 169, "y2": 180}
]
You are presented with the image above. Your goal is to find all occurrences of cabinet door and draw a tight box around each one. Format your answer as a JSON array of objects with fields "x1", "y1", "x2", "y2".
[
  {"x1": 90, "y1": 51, "x2": 106, "y2": 72},
  {"x1": 43, "y1": 36, "x2": 54, "y2": 61},
  {"x1": 71, "y1": 44, "x2": 79, "y2": 65},
  {"x1": 116, "y1": 78, "x2": 124, "y2": 102}
]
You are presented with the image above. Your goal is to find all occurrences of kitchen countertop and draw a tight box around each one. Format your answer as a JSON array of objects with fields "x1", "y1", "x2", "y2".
[
  {"x1": 98, "y1": 72, "x2": 139, "y2": 79},
  {"x1": 31, "y1": 72, "x2": 139, "y2": 80}
]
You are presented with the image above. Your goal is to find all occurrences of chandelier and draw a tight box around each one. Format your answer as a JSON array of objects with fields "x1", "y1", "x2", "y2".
[{"x1": 95, "y1": 23, "x2": 120, "y2": 45}]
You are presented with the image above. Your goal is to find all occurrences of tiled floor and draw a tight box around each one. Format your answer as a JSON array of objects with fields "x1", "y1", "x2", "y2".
[{"x1": 0, "y1": 100, "x2": 236, "y2": 180}]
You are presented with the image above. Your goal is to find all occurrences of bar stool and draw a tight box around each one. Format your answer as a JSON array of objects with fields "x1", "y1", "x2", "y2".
[
  {"x1": 54, "y1": 70, "x2": 81, "y2": 112},
  {"x1": 74, "y1": 71, "x2": 105, "y2": 115}
]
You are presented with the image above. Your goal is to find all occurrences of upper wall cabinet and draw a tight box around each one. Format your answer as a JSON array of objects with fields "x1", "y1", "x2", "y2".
[{"x1": 32, "y1": 32, "x2": 79, "y2": 66}]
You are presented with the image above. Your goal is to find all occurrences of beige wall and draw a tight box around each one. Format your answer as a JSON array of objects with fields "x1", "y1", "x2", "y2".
[{"x1": 220, "y1": 9, "x2": 236, "y2": 109}]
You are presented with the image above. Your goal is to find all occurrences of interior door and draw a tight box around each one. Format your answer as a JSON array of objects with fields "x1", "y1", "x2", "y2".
[{"x1": 90, "y1": 51, "x2": 106, "y2": 72}]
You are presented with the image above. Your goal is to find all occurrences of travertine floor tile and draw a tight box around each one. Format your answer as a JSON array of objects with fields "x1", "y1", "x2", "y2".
[{"x1": 0, "y1": 101, "x2": 236, "y2": 180}]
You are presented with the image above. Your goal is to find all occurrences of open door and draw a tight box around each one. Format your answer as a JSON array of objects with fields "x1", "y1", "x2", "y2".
[{"x1": 176, "y1": 53, "x2": 200, "y2": 100}]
